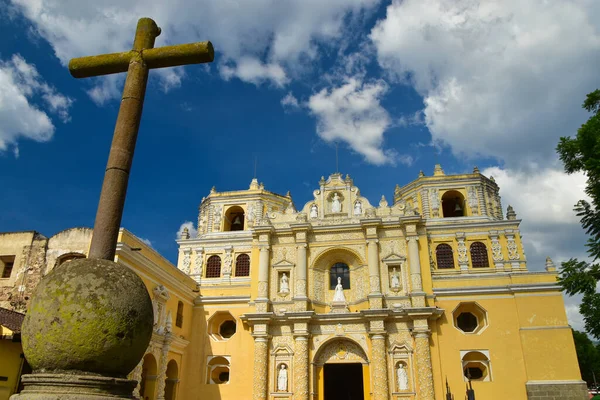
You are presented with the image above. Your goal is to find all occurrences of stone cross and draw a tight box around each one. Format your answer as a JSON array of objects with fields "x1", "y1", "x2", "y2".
[{"x1": 69, "y1": 18, "x2": 214, "y2": 260}]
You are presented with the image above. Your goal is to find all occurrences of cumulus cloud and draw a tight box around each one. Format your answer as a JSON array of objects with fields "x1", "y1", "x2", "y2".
[
  {"x1": 308, "y1": 77, "x2": 399, "y2": 165},
  {"x1": 371, "y1": 0, "x2": 600, "y2": 168},
  {"x1": 281, "y1": 92, "x2": 300, "y2": 112},
  {"x1": 11, "y1": 0, "x2": 380, "y2": 98},
  {"x1": 177, "y1": 221, "x2": 197, "y2": 239},
  {"x1": 483, "y1": 165, "x2": 589, "y2": 269},
  {"x1": 0, "y1": 54, "x2": 72, "y2": 155}
]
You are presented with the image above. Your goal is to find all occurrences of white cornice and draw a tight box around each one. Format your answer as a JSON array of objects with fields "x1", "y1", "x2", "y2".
[
  {"x1": 425, "y1": 219, "x2": 521, "y2": 230},
  {"x1": 433, "y1": 282, "x2": 559, "y2": 296},
  {"x1": 194, "y1": 295, "x2": 251, "y2": 305}
]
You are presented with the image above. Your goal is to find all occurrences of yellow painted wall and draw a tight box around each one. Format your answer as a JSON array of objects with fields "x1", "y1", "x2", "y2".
[{"x1": 0, "y1": 337, "x2": 24, "y2": 400}]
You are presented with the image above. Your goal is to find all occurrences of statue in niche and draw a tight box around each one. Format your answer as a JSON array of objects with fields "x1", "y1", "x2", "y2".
[
  {"x1": 310, "y1": 204, "x2": 318, "y2": 219},
  {"x1": 332, "y1": 193, "x2": 342, "y2": 213},
  {"x1": 277, "y1": 364, "x2": 288, "y2": 391},
  {"x1": 397, "y1": 363, "x2": 409, "y2": 391},
  {"x1": 333, "y1": 276, "x2": 346, "y2": 302},
  {"x1": 280, "y1": 273, "x2": 290, "y2": 294},
  {"x1": 390, "y1": 268, "x2": 401, "y2": 290},
  {"x1": 354, "y1": 201, "x2": 362, "y2": 215}
]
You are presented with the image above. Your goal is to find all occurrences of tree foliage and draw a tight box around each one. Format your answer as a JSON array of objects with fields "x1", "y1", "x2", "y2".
[
  {"x1": 557, "y1": 90, "x2": 600, "y2": 340},
  {"x1": 572, "y1": 330, "x2": 600, "y2": 387}
]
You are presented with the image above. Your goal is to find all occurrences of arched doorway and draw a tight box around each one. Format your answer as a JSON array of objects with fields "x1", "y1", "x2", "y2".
[
  {"x1": 140, "y1": 353, "x2": 157, "y2": 400},
  {"x1": 165, "y1": 360, "x2": 179, "y2": 400},
  {"x1": 313, "y1": 338, "x2": 369, "y2": 400}
]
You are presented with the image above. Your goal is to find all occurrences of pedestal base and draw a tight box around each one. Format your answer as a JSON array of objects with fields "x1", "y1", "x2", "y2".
[
  {"x1": 11, "y1": 374, "x2": 138, "y2": 399},
  {"x1": 330, "y1": 301, "x2": 349, "y2": 313}
]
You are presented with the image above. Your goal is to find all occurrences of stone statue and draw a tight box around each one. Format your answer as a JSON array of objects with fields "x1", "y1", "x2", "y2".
[
  {"x1": 332, "y1": 193, "x2": 342, "y2": 213},
  {"x1": 397, "y1": 363, "x2": 409, "y2": 391},
  {"x1": 277, "y1": 364, "x2": 288, "y2": 391},
  {"x1": 310, "y1": 204, "x2": 318, "y2": 219},
  {"x1": 333, "y1": 276, "x2": 346, "y2": 302},
  {"x1": 280, "y1": 273, "x2": 289, "y2": 293},
  {"x1": 354, "y1": 201, "x2": 362, "y2": 215},
  {"x1": 390, "y1": 268, "x2": 401, "y2": 290}
]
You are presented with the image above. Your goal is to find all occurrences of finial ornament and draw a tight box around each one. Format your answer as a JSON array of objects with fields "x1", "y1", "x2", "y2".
[
  {"x1": 181, "y1": 227, "x2": 190, "y2": 239},
  {"x1": 419, "y1": 170, "x2": 425, "y2": 177},
  {"x1": 249, "y1": 178, "x2": 260, "y2": 190},
  {"x1": 433, "y1": 164, "x2": 445, "y2": 176},
  {"x1": 506, "y1": 205, "x2": 517, "y2": 220},
  {"x1": 473, "y1": 166, "x2": 480, "y2": 174},
  {"x1": 210, "y1": 186, "x2": 216, "y2": 194},
  {"x1": 545, "y1": 256, "x2": 556, "y2": 271}
]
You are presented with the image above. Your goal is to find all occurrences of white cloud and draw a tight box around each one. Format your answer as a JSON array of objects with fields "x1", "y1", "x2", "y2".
[
  {"x1": 139, "y1": 237, "x2": 153, "y2": 248},
  {"x1": 308, "y1": 77, "x2": 397, "y2": 165},
  {"x1": 371, "y1": 0, "x2": 600, "y2": 168},
  {"x1": 177, "y1": 221, "x2": 197, "y2": 239},
  {"x1": 483, "y1": 165, "x2": 590, "y2": 269},
  {"x1": 565, "y1": 295, "x2": 586, "y2": 332},
  {"x1": 281, "y1": 92, "x2": 300, "y2": 111},
  {"x1": 220, "y1": 58, "x2": 288, "y2": 88},
  {"x1": 11, "y1": 0, "x2": 380, "y2": 98},
  {"x1": 0, "y1": 54, "x2": 72, "y2": 155}
]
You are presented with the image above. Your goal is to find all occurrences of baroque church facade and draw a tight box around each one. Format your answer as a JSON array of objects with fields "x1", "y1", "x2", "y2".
[
  {"x1": 0, "y1": 165, "x2": 587, "y2": 400},
  {"x1": 173, "y1": 166, "x2": 586, "y2": 400}
]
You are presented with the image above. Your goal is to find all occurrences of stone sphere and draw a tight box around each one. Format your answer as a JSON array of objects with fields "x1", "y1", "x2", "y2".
[{"x1": 22, "y1": 258, "x2": 154, "y2": 377}]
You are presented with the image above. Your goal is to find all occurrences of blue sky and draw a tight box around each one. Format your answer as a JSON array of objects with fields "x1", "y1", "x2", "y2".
[{"x1": 1, "y1": 0, "x2": 599, "y2": 328}]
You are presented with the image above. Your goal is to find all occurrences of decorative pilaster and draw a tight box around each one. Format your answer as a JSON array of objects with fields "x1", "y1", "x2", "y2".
[
  {"x1": 130, "y1": 357, "x2": 144, "y2": 398},
  {"x1": 181, "y1": 248, "x2": 191, "y2": 274},
  {"x1": 413, "y1": 329, "x2": 435, "y2": 400},
  {"x1": 253, "y1": 336, "x2": 269, "y2": 400},
  {"x1": 193, "y1": 247, "x2": 204, "y2": 283},
  {"x1": 222, "y1": 246, "x2": 233, "y2": 283},
  {"x1": 455, "y1": 232, "x2": 469, "y2": 272},
  {"x1": 256, "y1": 245, "x2": 270, "y2": 312},
  {"x1": 155, "y1": 334, "x2": 173, "y2": 400},
  {"x1": 293, "y1": 336, "x2": 309, "y2": 400},
  {"x1": 370, "y1": 334, "x2": 389, "y2": 400},
  {"x1": 489, "y1": 230, "x2": 504, "y2": 270},
  {"x1": 406, "y1": 227, "x2": 425, "y2": 307},
  {"x1": 367, "y1": 238, "x2": 383, "y2": 309}
]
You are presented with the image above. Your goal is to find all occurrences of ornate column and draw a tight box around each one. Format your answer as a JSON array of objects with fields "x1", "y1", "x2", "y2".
[
  {"x1": 456, "y1": 232, "x2": 469, "y2": 273},
  {"x1": 256, "y1": 244, "x2": 270, "y2": 313},
  {"x1": 155, "y1": 334, "x2": 173, "y2": 400},
  {"x1": 130, "y1": 357, "x2": 144, "y2": 398},
  {"x1": 368, "y1": 239, "x2": 381, "y2": 294},
  {"x1": 253, "y1": 335, "x2": 269, "y2": 400},
  {"x1": 293, "y1": 336, "x2": 309, "y2": 400},
  {"x1": 370, "y1": 333, "x2": 389, "y2": 400},
  {"x1": 413, "y1": 327, "x2": 435, "y2": 400}
]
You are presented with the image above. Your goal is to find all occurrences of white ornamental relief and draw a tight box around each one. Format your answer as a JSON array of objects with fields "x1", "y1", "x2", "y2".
[
  {"x1": 507, "y1": 236, "x2": 519, "y2": 260},
  {"x1": 212, "y1": 205, "x2": 222, "y2": 232},
  {"x1": 429, "y1": 189, "x2": 440, "y2": 217},
  {"x1": 457, "y1": 239, "x2": 468, "y2": 263},
  {"x1": 491, "y1": 237, "x2": 503, "y2": 262},
  {"x1": 194, "y1": 249, "x2": 204, "y2": 275},
  {"x1": 182, "y1": 249, "x2": 191, "y2": 274},
  {"x1": 468, "y1": 186, "x2": 479, "y2": 215},
  {"x1": 222, "y1": 251, "x2": 233, "y2": 275}
]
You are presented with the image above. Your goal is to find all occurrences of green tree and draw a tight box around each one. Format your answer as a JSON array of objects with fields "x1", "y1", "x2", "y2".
[
  {"x1": 573, "y1": 330, "x2": 600, "y2": 386},
  {"x1": 557, "y1": 89, "x2": 600, "y2": 340}
]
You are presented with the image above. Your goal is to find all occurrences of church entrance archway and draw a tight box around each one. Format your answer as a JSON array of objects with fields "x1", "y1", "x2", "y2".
[
  {"x1": 324, "y1": 363, "x2": 364, "y2": 400},
  {"x1": 313, "y1": 338, "x2": 369, "y2": 400}
]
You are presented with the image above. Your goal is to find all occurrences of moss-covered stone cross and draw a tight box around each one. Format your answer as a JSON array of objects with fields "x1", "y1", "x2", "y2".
[{"x1": 69, "y1": 18, "x2": 214, "y2": 261}]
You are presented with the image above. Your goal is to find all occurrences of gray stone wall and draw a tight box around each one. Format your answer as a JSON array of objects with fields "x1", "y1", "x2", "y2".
[{"x1": 526, "y1": 381, "x2": 589, "y2": 400}]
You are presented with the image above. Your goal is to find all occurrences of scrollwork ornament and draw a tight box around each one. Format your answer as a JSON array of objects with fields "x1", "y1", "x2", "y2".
[
  {"x1": 491, "y1": 237, "x2": 503, "y2": 262},
  {"x1": 507, "y1": 236, "x2": 519, "y2": 260},
  {"x1": 457, "y1": 240, "x2": 468, "y2": 263}
]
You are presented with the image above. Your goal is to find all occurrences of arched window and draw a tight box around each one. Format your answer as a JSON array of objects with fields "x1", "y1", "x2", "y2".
[
  {"x1": 235, "y1": 254, "x2": 250, "y2": 277},
  {"x1": 441, "y1": 190, "x2": 466, "y2": 217},
  {"x1": 176, "y1": 301, "x2": 184, "y2": 328},
  {"x1": 56, "y1": 252, "x2": 86, "y2": 268},
  {"x1": 329, "y1": 262, "x2": 350, "y2": 289},
  {"x1": 462, "y1": 351, "x2": 491, "y2": 381},
  {"x1": 224, "y1": 206, "x2": 245, "y2": 231},
  {"x1": 206, "y1": 255, "x2": 222, "y2": 278},
  {"x1": 470, "y1": 242, "x2": 490, "y2": 268},
  {"x1": 436, "y1": 244, "x2": 455, "y2": 269}
]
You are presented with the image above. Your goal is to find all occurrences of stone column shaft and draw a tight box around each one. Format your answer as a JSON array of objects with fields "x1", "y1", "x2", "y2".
[
  {"x1": 294, "y1": 336, "x2": 309, "y2": 400},
  {"x1": 253, "y1": 337, "x2": 269, "y2": 400},
  {"x1": 407, "y1": 236, "x2": 423, "y2": 291},
  {"x1": 258, "y1": 246, "x2": 270, "y2": 298},
  {"x1": 368, "y1": 239, "x2": 381, "y2": 294},
  {"x1": 296, "y1": 244, "x2": 307, "y2": 298},
  {"x1": 371, "y1": 334, "x2": 389, "y2": 400},
  {"x1": 414, "y1": 331, "x2": 435, "y2": 400}
]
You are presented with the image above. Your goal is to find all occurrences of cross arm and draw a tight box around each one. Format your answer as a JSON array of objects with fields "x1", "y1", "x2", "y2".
[
  {"x1": 68, "y1": 41, "x2": 214, "y2": 79},
  {"x1": 142, "y1": 41, "x2": 214, "y2": 69},
  {"x1": 69, "y1": 51, "x2": 133, "y2": 79}
]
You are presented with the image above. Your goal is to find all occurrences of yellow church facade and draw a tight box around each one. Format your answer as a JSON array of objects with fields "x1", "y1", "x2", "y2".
[
  {"x1": 0, "y1": 166, "x2": 587, "y2": 400},
  {"x1": 174, "y1": 167, "x2": 586, "y2": 400}
]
